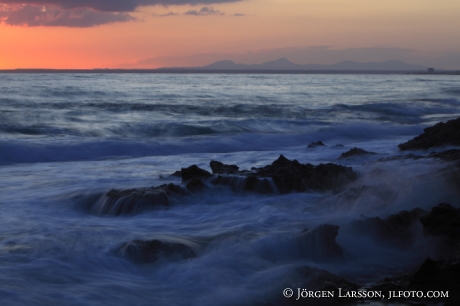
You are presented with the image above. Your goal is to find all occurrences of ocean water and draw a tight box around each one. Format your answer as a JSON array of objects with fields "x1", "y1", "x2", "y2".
[{"x1": 0, "y1": 73, "x2": 459, "y2": 305}]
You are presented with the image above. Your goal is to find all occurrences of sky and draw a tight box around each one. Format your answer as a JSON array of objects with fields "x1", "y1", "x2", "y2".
[{"x1": 1, "y1": 0, "x2": 460, "y2": 69}]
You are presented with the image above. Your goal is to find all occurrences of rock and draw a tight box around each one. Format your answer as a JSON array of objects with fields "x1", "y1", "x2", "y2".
[
  {"x1": 170, "y1": 170, "x2": 182, "y2": 177},
  {"x1": 420, "y1": 203, "x2": 460, "y2": 244},
  {"x1": 118, "y1": 239, "x2": 197, "y2": 264},
  {"x1": 209, "y1": 160, "x2": 239, "y2": 174},
  {"x1": 254, "y1": 155, "x2": 357, "y2": 193},
  {"x1": 211, "y1": 155, "x2": 356, "y2": 194},
  {"x1": 259, "y1": 266, "x2": 358, "y2": 306},
  {"x1": 90, "y1": 183, "x2": 188, "y2": 216},
  {"x1": 398, "y1": 117, "x2": 460, "y2": 150},
  {"x1": 338, "y1": 147, "x2": 377, "y2": 159},
  {"x1": 181, "y1": 165, "x2": 212, "y2": 181},
  {"x1": 186, "y1": 178, "x2": 206, "y2": 192},
  {"x1": 296, "y1": 224, "x2": 343, "y2": 261},
  {"x1": 307, "y1": 141, "x2": 326, "y2": 148},
  {"x1": 212, "y1": 175, "x2": 275, "y2": 194},
  {"x1": 429, "y1": 149, "x2": 460, "y2": 161},
  {"x1": 347, "y1": 208, "x2": 427, "y2": 248},
  {"x1": 369, "y1": 257, "x2": 460, "y2": 305}
]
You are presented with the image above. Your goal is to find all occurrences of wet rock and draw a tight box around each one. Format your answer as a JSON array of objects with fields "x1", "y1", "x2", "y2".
[
  {"x1": 209, "y1": 160, "x2": 239, "y2": 174},
  {"x1": 181, "y1": 165, "x2": 212, "y2": 181},
  {"x1": 170, "y1": 170, "x2": 182, "y2": 177},
  {"x1": 399, "y1": 117, "x2": 460, "y2": 150},
  {"x1": 260, "y1": 266, "x2": 358, "y2": 306},
  {"x1": 186, "y1": 178, "x2": 206, "y2": 192},
  {"x1": 211, "y1": 155, "x2": 356, "y2": 194},
  {"x1": 420, "y1": 203, "x2": 460, "y2": 246},
  {"x1": 369, "y1": 258, "x2": 460, "y2": 305},
  {"x1": 90, "y1": 183, "x2": 188, "y2": 216},
  {"x1": 297, "y1": 224, "x2": 343, "y2": 261},
  {"x1": 338, "y1": 147, "x2": 377, "y2": 159},
  {"x1": 212, "y1": 175, "x2": 275, "y2": 194},
  {"x1": 307, "y1": 141, "x2": 326, "y2": 148},
  {"x1": 347, "y1": 208, "x2": 427, "y2": 248},
  {"x1": 118, "y1": 239, "x2": 197, "y2": 264},
  {"x1": 378, "y1": 153, "x2": 424, "y2": 162},
  {"x1": 429, "y1": 149, "x2": 460, "y2": 161},
  {"x1": 254, "y1": 155, "x2": 357, "y2": 193}
]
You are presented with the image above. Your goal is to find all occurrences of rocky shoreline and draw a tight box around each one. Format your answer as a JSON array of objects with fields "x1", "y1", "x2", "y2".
[{"x1": 84, "y1": 117, "x2": 460, "y2": 305}]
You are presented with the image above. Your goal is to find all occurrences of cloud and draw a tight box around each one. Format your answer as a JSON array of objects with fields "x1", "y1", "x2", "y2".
[
  {"x1": 152, "y1": 11, "x2": 179, "y2": 17},
  {"x1": 0, "y1": 0, "x2": 241, "y2": 13},
  {"x1": 1, "y1": 5, "x2": 134, "y2": 27},
  {"x1": 184, "y1": 6, "x2": 223, "y2": 16},
  {"x1": 0, "y1": 0, "x2": 241, "y2": 26}
]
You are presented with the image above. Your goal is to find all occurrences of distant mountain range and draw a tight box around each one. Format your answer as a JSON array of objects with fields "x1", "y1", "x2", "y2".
[{"x1": 159, "y1": 58, "x2": 428, "y2": 71}]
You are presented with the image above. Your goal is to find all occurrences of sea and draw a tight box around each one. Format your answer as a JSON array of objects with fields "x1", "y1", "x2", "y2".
[{"x1": 0, "y1": 73, "x2": 459, "y2": 305}]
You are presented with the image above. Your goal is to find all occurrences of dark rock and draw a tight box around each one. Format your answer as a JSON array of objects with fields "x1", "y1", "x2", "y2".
[
  {"x1": 347, "y1": 208, "x2": 427, "y2": 248},
  {"x1": 118, "y1": 239, "x2": 197, "y2": 264},
  {"x1": 211, "y1": 175, "x2": 275, "y2": 194},
  {"x1": 338, "y1": 147, "x2": 377, "y2": 159},
  {"x1": 369, "y1": 257, "x2": 460, "y2": 305},
  {"x1": 170, "y1": 170, "x2": 182, "y2": 177},
  {"x1": 420, "y1": 203, "x2": 460, "y2": 243},
  {"x1": 181, "y1": 165, "x2": 211, "y2": 181},
  {"x1": 296, "y1": 224, "x2": 343, "y2": 261},
  {"x1": 259, "y1": 266, "x2": 358, "y2": 306},
  {"x1": 399, "y1": 117, "x2": 460, "y2": 150},
  {"x1": 254, "y1": 155, "x2": 357, "y2": 193},
  {"x1": 91, "y1": 183, "x2": 188, "y2": 216},
  {"x1": 307, "y1": 141, "x2": 326, "y2": 148},
  {"x1": 186, "y1": 178, "x2": 206, "y2": 192},
  {"x1": 378, "y1": 153, "x2": 424, "y2": 162},
  {"x1": 209, "y1": 160, "x2": 239, "y2": 174},
  {"x1": 429, "y1": 149, "x2": 460, "y2": 161},
  {"x1": 210, "y1": 155, "x2": 356, "y2": 194}
]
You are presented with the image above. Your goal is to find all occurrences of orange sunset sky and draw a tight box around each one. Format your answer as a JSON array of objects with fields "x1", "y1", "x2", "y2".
[{"x1": 1, "y1": 0, "x2": 460, "y2": 69}]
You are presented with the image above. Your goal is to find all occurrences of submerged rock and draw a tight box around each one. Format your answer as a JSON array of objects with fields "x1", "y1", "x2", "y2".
[
  {"x1": 118, "y1": 239, "x2": 197, "y2": 264},
  {"x1": 90, "y1": 183, "x2": 188, "y2": 216},
  {"x1": 297, "y1": 224, "x2": 343, "y2": 261},
  {"x1": 399, "y1": 117, "x2": 460, "y2": 150},
  {"x1": 307, "y1": 141, "x2": 326, "y2": 148},
  {"x1": 338, "y1": 147, "x2": 377, "y2": 159}
]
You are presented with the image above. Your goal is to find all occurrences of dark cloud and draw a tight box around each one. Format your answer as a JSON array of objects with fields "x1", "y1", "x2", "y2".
[
  {"x1": 233, "y1": 13, "x2": 244, "y2": 16},
  {"x1": 1, "y1": 5, "x2": 134, "y2": 27},
  {"x1": 184, "y1": 6, "x2": 223, "y2": 16},
  {"x1": 152, "y1": 11, "x2": 179, "y2": 17},
  {"x1": 0, "y1": 0, "x2": 241, "y2": 13}
]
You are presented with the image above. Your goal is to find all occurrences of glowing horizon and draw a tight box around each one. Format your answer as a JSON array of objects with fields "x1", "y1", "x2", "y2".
[{"x1": 1, "y1": 0, "x2": 460, "y2": 69}]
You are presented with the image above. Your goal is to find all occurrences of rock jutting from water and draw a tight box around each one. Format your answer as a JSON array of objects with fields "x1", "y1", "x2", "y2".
[
  {"x1": 338, "y1": 147, "x2": 377, "y2": 159},
  {"x1": 212, "y1": 155, "x2": 357, "y2": 193},
  {"x1": 399, "y1": 117, "x2": 460, "y2": 150}
]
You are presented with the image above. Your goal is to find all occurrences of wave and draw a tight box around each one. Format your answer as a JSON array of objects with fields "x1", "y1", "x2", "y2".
[{"x1": 0, "y1": 122, "x2": 421, "y2": 164}]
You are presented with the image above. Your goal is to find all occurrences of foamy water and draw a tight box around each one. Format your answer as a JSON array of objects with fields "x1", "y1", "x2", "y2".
[{"x1": 0, "y1": 73, "x2": 459, "y2": 305}]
